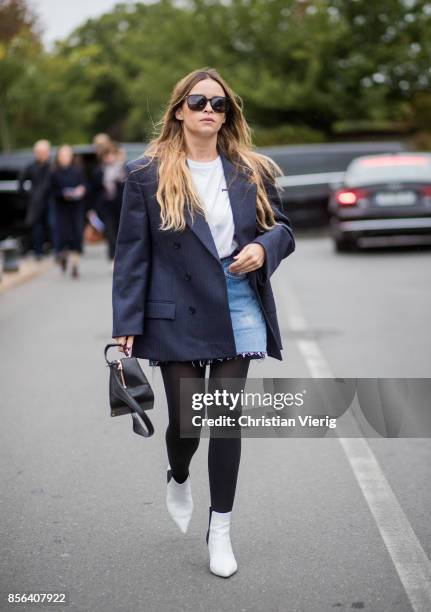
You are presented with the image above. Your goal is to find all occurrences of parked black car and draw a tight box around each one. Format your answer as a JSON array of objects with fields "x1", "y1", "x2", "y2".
[
  {"x1": 328, "y1": 152, "x2": 431, "y2": 252},
  {"x1": 258, "y1": 141, "x2": 406, "y2": 228}
]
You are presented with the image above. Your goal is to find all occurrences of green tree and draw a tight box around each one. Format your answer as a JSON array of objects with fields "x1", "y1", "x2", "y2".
[
  {"x1": 0, "y1": 0, "x2": 41, "y2": 150},
  {"x1": 5, "y1": 0, "x2": 431, "y2": 148},
  {"x1": 0, "y1": 0, "x2": 99, "y2": 150}
]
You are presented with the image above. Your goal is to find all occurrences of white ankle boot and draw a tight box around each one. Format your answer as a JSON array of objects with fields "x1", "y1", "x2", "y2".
[
  {"x1": 206, "y1": 506, "x2": 238, "y2": 577},
  {"x1": 166, "y1": 466, "x2": 193, "y2": 534}
]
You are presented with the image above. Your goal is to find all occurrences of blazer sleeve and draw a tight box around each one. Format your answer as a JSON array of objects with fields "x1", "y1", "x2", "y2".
[
  {"x1": 112, "y1": 163, "x2": 151, "y2": 338},
  {"x1": 252, "y1": 175, "x2": 295, "y2": 284}
]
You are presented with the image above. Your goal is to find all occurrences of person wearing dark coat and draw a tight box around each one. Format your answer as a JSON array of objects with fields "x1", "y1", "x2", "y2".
[
  {"x1": 91, "y1": 146, "x2": 125, "y2": 261},
  {"x1": 50, "y1": 145, "x2": 87, "y2": 278},
  {"x1": 18, "y1": 139, "x2": 56, "y2": 259},
  {"x1": 111, "y1": 68, "x2": 295, "y2": 578}
]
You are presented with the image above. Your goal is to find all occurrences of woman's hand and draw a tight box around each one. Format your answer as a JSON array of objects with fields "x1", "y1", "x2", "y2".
[
  {"x1": 113, "y1": 335, "x2": 134, "y2": 356},
  {"x1": 228, "y1": 243, "x2": 266, "y2": 274},
  {"x1": 75, "y1": 185, "x2": 86, "y2": 198},
  {"x1": 62, "y1": 185, "x2": 86, "y2": 201}
]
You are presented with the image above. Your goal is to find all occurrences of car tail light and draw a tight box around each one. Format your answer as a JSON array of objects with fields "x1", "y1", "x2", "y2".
[
  {"x1": 420, "y1": 185, "x2": 431, "y2": 196},
  {"x1": 335, "y1": 188, "x2": 369, "y2": 206}
]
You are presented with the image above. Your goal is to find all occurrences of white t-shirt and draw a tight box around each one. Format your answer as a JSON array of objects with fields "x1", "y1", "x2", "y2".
[{"x1": 186, "y1": 155, "x2": 239, "y2": 259}]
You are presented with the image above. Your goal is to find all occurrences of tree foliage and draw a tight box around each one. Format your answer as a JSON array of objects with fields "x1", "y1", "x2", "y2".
[{"x1": 2, "y1": 0, "x2": 431, "y2": 150}]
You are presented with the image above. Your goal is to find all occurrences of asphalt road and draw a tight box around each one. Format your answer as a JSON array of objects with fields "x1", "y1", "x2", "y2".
[{"x1": 0, "y1": 237, "x2": 430, "y2": 612}]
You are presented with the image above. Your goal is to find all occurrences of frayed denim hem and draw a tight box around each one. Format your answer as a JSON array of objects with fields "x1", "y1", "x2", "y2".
[{"x1": 149, "y1": 351, "x2": 267, "y2": 368}]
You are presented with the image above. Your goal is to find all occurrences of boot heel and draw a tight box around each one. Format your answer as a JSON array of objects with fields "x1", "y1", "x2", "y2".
[{"x1": 205, "y1": 506, "x2": 212, "y2": 545}]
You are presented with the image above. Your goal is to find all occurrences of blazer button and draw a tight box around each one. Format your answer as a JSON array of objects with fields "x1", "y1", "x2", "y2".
[
  {"x1": 184, "y1": 273, "x2": 191, "y2": 281},
  {"x1": 188, "y1": 306, "x2": 196, "y2": 315},
  {"x1": 173, "y1": 242, "x2": 181, "y2": 249}
]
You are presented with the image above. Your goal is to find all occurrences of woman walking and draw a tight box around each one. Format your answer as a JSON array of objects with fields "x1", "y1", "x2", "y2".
[
  {"x1": 112, "y1": 68, "x2": 295, "y2": 578},
  {"x1": 50, "y1": 145, "x2": 87, "y2": 278},
  {"x1": 92, "y1": 145, "x2": 126, "y2": 262}
]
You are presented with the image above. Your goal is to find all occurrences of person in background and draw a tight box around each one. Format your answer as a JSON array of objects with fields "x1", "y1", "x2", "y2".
[
  {"x1": 88, "y1": 133, "x2": 115, "y2": 256},
  {"x1": 92, "y1": 145, "x2": 126, "y2": 262},
  {"x1": 50, "y1": 145, "x2": 87, "y2": 279},
  {"x1": 18, "y1": 139, "x2": 56, "y2": 260},
  {"x1": 93, "y1": 133, "x2": 113, "y2": 161}
]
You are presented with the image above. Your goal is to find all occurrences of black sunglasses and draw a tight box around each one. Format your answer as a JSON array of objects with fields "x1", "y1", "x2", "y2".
[{"x1": 185, "y1": 94, "x2": 230, "y2": 113}]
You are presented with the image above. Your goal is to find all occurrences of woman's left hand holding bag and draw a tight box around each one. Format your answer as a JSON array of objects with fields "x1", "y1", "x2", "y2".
[{"x1": 113, "y1": 335, "x2": 134, "y2": 357}]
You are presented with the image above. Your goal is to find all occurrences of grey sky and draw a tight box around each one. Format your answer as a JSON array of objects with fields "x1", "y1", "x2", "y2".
[{"x1": 30, "y1": 0, "x2": 130, "y2": 46}]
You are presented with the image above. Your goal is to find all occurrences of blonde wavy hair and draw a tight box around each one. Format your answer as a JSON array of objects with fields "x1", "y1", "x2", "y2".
[{"x1": 136, "y1": 67, "x2": 284, "y2": 232}]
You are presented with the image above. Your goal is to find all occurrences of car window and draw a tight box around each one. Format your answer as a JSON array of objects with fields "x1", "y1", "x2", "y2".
[{"x1": 345, "y1": 155, "x2": 431, "y2": 186}]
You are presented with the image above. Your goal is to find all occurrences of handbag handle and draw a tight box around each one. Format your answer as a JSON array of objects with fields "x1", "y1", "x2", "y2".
[
  {"x1": 105, "y1": 342, "x2": 129, "y2": 364},
  {"x1": 105, "y1": 343, "x2": 154, "y2": 438}
]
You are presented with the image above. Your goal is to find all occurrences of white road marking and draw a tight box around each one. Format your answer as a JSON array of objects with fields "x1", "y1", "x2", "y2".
[
  {"x1": 278, "y1": 283, "x2": 333, "y2": 378},
  {"x1": 296, "y1": 339, "x2": 333, "y2": 378},
  {"x1": 280, "y1": 277, "x2": 431, "y2": 612}
]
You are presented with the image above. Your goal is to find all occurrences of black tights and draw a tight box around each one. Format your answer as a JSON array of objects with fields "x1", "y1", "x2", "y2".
[{"x1": 160, "y1": 356, "x2": 250, "y2": 513}]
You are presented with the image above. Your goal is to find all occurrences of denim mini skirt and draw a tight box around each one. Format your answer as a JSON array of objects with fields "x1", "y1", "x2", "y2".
[{"x1": 149, "y1": 251, "x2": 267, "y2": 368}]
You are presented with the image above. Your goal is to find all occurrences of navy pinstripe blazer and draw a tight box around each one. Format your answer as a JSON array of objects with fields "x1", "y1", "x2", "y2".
[{"x1": 111, "y1": 145, "x2": 295, "y2": 361}]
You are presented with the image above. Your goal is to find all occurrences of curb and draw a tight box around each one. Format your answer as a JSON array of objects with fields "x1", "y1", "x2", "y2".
[{"x1": 0, "y1": 256, "x2": 54, "y2": 296}]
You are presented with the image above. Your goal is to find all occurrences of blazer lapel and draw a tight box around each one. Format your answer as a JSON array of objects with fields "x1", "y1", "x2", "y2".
[
  {"x1": 184, "y1": 198, "x2": 220, "y2": 263},
  {"x1": 184, "y1": 146, "x2": 257, "y2": 263}
]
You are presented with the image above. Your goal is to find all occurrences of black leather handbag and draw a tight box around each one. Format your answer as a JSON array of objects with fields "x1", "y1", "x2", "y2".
[{"x1": 104, "y1": 343, "x2": 155, "y2": 438}]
